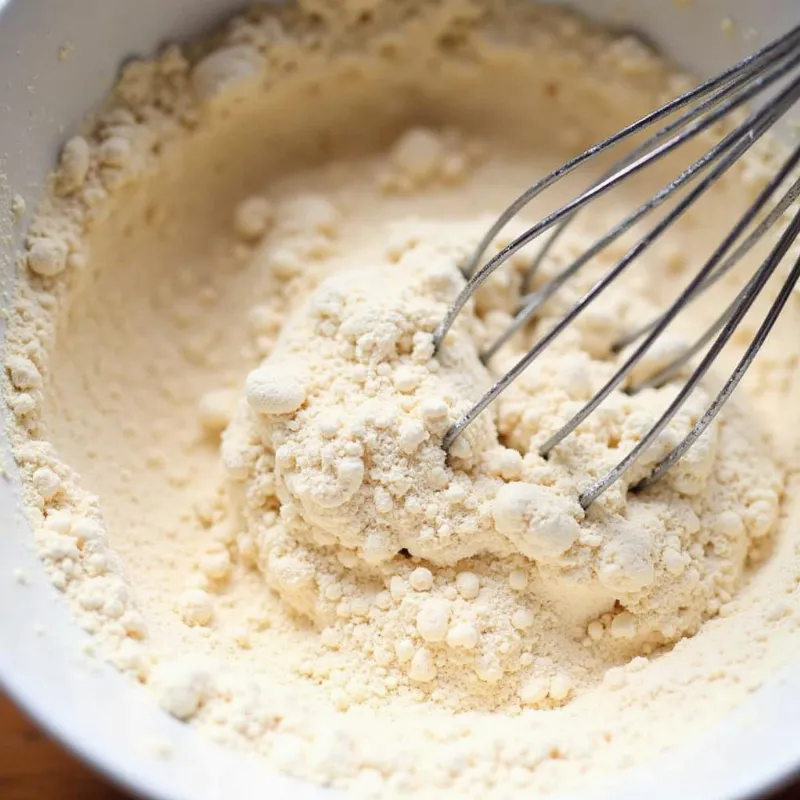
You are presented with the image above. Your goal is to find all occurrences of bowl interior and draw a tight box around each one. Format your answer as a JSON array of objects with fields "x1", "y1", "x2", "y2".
[{"x1": 0, "y1": 1, "x2": 799, "y2": 798}]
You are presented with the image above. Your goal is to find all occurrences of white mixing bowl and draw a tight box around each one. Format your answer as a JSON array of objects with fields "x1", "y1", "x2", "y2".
[{"x1": 1, "y1": 1, "x2": 800, "y2": 798}]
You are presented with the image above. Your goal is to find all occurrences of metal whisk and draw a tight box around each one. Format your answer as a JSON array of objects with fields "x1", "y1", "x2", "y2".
[{"x1": 433, "y1": 23, "x2": 800, "y2": 509}]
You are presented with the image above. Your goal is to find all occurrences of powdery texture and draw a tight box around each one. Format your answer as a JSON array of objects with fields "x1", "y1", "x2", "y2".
[
  {"x1": 5, "y1": 1, "x2": 800, "y2": 797},
  {"x1": 224, "y1": 218, "x2": 782, "y2": 709}
]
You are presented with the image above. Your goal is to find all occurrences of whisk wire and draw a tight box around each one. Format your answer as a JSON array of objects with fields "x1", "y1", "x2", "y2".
[
  {"x1": 481, "y1": 60, "x2": 800, "y2": 361},
  {"x1": 442, "y1": 78, "x2": 800, "y2": 454},
  {"x1": 434, "y1": 26, "x2": 800, "y2": 505},
  {"x1": 435, "y1": 45, "x2": 800, "y2": 355},
  {"x1": 633, "y1": 242, "x2": 800, "y2": 494},
  {"x1": 613, "y1": 162, "x2": 800, "y2": 354},
  {"x1": 631, "y1": 177, "x2": 800, "y2": 392},
  {"x1": 463, "y1": 21, "x2": 800, "y2": 284},
  {"x1": 539, "y1": 142, "x2": 800, "y2": 459},
  {"x1": 522, "y1": 27, "x2": 800, "y2": 292},
  {"x1": 580, "y1": 207, "x2": 800, "y2": 507}
]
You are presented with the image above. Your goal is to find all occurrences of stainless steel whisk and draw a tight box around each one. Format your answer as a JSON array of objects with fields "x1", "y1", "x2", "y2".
[{"x1": 433, "y1": 23, "x2": 800, "y2": 509}]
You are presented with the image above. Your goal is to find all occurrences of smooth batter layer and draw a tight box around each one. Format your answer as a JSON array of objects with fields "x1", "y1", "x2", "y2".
[{"x1": 5, "y1": 1, "x2": 800, "y2": 796}]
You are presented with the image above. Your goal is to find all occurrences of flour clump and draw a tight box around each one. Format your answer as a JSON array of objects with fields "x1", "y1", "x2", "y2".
[{"x1": 223, "y1": 213, "x2": 783, "y2": 703}]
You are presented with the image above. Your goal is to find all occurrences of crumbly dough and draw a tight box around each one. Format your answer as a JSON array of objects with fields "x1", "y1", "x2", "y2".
[{"x1": 5, "y1": 1, "x2": 800, "y2": 797}]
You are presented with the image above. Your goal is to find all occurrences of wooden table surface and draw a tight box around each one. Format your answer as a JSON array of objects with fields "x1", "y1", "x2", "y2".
[
  {"x1": 0, "y1": 695, "x2": 123, "y2": 800},
  {"x1": 2, "y1": 690, "x2": 800, "y2": 800},
  {"x1": 0, "y1": 693, "x2": 123, "y2": 799}
]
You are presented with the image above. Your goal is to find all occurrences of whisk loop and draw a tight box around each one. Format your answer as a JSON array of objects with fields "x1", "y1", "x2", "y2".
[{"x1": 434, "y1": 24, "x2": 800, "y2": 507}]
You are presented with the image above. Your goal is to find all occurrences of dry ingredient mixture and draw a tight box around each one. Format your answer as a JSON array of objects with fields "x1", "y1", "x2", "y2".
[{"x1": 5, "y1": 1, "x2": 800, "y2": 797}]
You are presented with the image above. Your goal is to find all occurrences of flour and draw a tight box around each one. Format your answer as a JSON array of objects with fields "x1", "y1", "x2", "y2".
[
  {"x1": 5, "y1": 0, "x2": 800, "y2": 797},
  {"x1": 224, "y1": 212, "x2": 782, "y2": 704}
]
